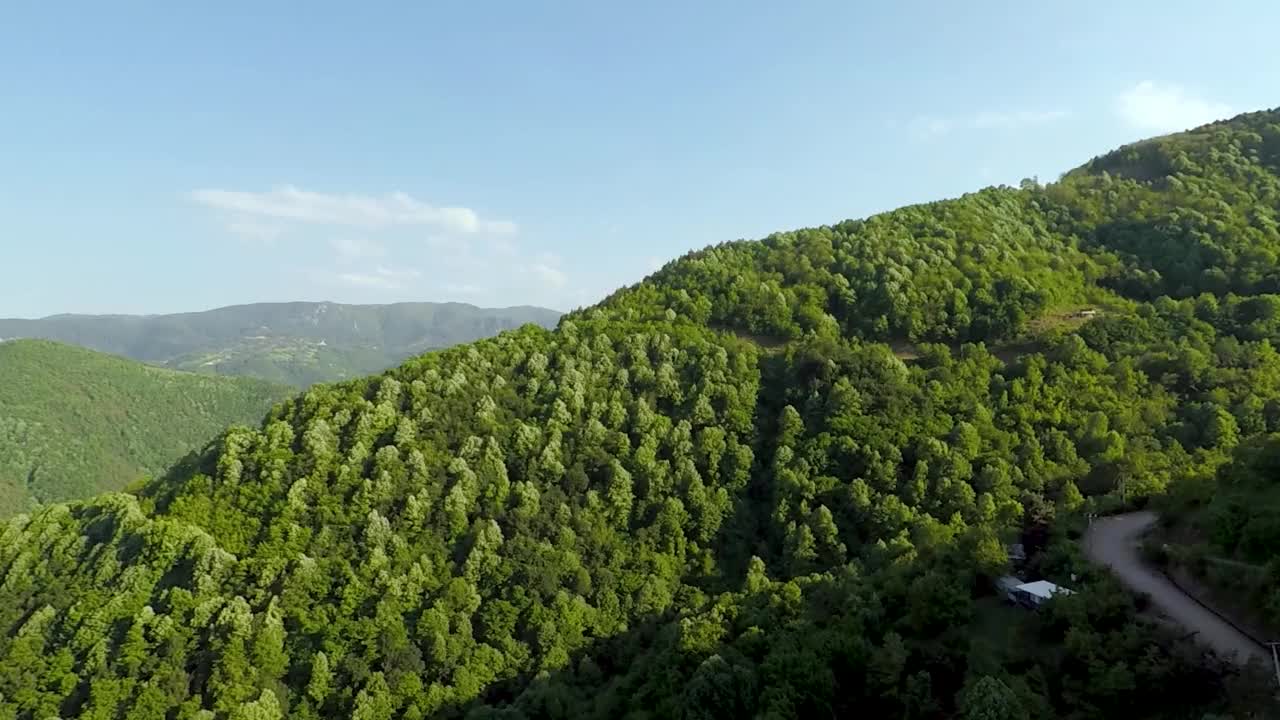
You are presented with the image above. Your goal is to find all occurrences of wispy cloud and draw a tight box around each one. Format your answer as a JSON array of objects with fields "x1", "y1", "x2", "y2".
[
  {"x1": 194, "y1": 185, "x2": 585, "y2": 306},
  {"x1": 330, "y1": 237, "x2": 386, "y2": 262},
  {"x1": 910, "y1": 109, "x2": 1067, "y2": 139},
  {"x1": 1116, "y1": 81, "x2": 1231, "y2": 134},
  {"x1": 530, "y1": 262, "x2": 567, "y2": 289},
  {"x1": 335, "y1": 266, "x2": 422, "y2": 290},
  {"x1": 191, "y1": 185, "x2": 517, "y2": 235},
  {"x1": 492, "y1": 238, "x2": 518, "y2": 257},
  {"x1": 226, "y1": 219, "x2": 285, "y2": 244}
]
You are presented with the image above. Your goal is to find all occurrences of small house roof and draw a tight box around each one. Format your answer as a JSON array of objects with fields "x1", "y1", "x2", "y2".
[{"x1": 1016, "y1": 580, "x2": 1073, "y2": 600}]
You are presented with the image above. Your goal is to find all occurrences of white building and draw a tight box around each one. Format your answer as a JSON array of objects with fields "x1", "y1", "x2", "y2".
[{"x1": 1009, "y1": 579, "x2": 1074, "y2": 608}]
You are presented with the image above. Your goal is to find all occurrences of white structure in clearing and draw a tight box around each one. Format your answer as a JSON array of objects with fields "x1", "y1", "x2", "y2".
[{"x1": 1007, "y1": 579, "x2": 1074, "y2": 608}]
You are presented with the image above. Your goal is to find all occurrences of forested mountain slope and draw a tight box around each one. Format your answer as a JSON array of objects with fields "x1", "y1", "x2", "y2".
[
  {"x1": 0, "y1": 302, "x2": 562, "y2": 386},
  {"x1": 2, "y1": 109, "x2": 1280, "y2": 719},
  {"x1": 0, "y1": 340, "x2": 290, "y2": 517}
]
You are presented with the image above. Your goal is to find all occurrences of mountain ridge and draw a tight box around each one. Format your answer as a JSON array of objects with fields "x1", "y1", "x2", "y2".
[
  {"x1": 0, "y1": 301, "x2": 562, "y2": 386},
  {"x1": 17, "y1": 300, "x2": 564, "y2": 322}
]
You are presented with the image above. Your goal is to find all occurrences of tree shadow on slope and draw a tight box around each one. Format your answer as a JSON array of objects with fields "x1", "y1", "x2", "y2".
[{"x1": 423, "y1": 562, "x2": 1265, "y2": 720}]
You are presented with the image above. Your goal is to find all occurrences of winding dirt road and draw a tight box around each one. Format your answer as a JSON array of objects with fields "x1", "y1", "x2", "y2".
[{"x1": 1082, "y1": 511, "x2": 1267, "y2": 665}]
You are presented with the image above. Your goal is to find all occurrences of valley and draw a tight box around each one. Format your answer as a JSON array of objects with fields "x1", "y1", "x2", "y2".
[{"x1": 0, "y1": 340, "x2": 292, "y2": 515}]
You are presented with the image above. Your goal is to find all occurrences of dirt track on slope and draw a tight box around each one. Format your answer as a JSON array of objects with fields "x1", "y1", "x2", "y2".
[{"x1": 1082, "y1": 511, "x2": 1267, "y2": 666}]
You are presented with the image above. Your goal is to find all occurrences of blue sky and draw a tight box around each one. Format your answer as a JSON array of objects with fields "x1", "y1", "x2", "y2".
[{"x1": 2, "y1": 1, "x2": 1277, "y2": 318}]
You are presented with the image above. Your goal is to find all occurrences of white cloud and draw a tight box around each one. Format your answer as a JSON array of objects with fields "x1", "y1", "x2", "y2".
[
  {"x1": 192, "y1": 186, "x2": 594, "y2": 307},
  {"x1": 191, "y1": 185, "x2": 517, "y2": 235},
  {"x1": 530, "y1": 262, "x2": 567, "y2": 289},
  {"x1": 330, "y1": 237, "x2": 386, "y2": 262},
  {"x1": 492, "y1": 238, "x2": 519, "y2": 257},
  {"x1": 226, "y1": 219, "x2": 285, "y2": 243},
  {"x1": 910, "y1": 109, "x2": 1067, "y2": 139},
  {"x1": 335, "y1": 265, "x2": 422, "y2": 290},
  {"x1": 1116, "y1": 81, "x2": 1232, "y2": 133}
]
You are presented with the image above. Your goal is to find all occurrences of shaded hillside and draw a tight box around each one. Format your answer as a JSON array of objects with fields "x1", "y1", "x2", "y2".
[
  {"x1": 2, "y1": 110, "x2": 1280, "y2": 719},
  {"x1": 0, "y1": 302, "x2": 562, "y2": 386},
  {"x1": 0, "y1": 340, "x2": 290, "y2": 515}
]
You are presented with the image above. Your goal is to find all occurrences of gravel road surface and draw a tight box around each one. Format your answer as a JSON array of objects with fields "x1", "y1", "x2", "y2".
[{"x1": 1082, "y1": 510, "x2": 1267, "y2": 665}]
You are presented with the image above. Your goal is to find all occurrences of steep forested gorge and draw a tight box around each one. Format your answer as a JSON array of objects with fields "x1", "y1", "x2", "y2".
[{"x1": 2, "y1": 109, "x2": 1280, "y2": 719}]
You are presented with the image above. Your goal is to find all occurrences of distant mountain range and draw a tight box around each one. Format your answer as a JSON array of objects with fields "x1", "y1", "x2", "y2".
[
  {"x1": 0, "y1": 339, "x2": 292, "y2": 515},
  {"x1": 0, "y1": 301, "x2": 562, "y2": 386}
]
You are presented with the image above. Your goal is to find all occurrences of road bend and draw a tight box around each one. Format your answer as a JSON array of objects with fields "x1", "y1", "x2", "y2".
[{"x1": 1082, "y1": 510, "x2": 1267, "y2": 665}]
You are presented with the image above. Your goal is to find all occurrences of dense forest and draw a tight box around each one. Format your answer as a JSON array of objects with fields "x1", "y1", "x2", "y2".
[
  {"x1": 0, "y1": 302, "x2": 562, "y2": 386},
  {"x1": 1, "y1": 108, "x2": 1279, "y2": 719},
  {"x1": 0, "y1": 340, "x2": 290, "y2": 516}
]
